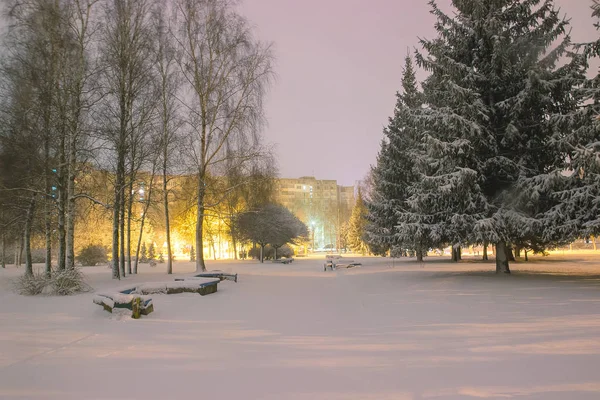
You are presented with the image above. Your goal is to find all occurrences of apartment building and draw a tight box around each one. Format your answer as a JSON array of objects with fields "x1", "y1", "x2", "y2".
[{"x1": 275, "y1": 176, "x2": 355, "y2": 251}]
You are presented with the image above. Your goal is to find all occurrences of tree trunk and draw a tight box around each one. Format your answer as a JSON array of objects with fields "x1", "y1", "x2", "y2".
[
  {"x1": 416, "y1": 249, "x2": 423, "y2": 262},
  {"x1": 24, "y1": 194, "x2": 37, "y2": 276},
  {"x1": 495, "y1": 242, "x2": 511, "y2": 274},
  {"x1": 164, "y1": 172, "x2": 173, "y2": 274},
  {"x1": 44, "y1": 136, "x2": 52, "y2": 277},
  {"x1": 18, "y1": 231, "x2": 24, "y2": 266},
  {"x1": 483, "y1": 241, "x2": 488, "y2": 261},
  {"x1": 126, "y1": 179, "x2": 134, "y2": 275},
  {"x1": 57, "y1": 134, "x2": 66, "y2": 271},
  {"x1": 451, "y1": 246, "x2": 458, "y2": 262},
  {"x1": 195, "y1": 178, "x2": 206, "y2": 272},
  {"x1": 112, "y1": 165, "x2": 123, "y2": 279},
  {"x1": 514, "y1": 246, "x2": 522, "y2": 258},
  {"x1": 1, "y1": 235, "x2": 5, "y2": 268},
  {"x1": 65, "y1": 184, "x2": 76, "y2": 270},
  {"x1": 593, "y1": 236, "x2": 597, "y2": 251},
  {"x1": 120, "y1": 188, "x2": 126, "y2": 277},
  {"x1": 508, "y1": 245, "x2": 515, "y2": 262},
  {"x1": 231, "y1": 232, "x2": 238, "y2": 260},
  {"x1": 457, "y1": 247, "x2": 462, "y2": 260},
  {"x1": 260, "y1": 245, "x2": 264, "y2": 263},
  {"x1": 524, "y1": 249, "x2": 529, "y2": 261}
]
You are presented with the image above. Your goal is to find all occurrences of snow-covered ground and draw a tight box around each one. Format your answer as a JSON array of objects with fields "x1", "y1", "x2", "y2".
[{"x1": 2, "y1": 254, "x2": 600, "y2": 399}]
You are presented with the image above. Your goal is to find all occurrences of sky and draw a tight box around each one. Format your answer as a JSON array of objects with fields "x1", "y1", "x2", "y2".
[{"x1": 240, "y1": 0, "x2": 598, "y2": 186}]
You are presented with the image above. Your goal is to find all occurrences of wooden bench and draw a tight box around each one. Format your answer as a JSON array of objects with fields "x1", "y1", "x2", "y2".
[
  {"x1": 272, "y1": 257, "x2": 294, "y2": 264},
  {"x1": 134, "y1": 279, "x2": 220, "y2": 296},
  {"x1": 175, "y1": 271, "x2": 238, "y2": 283},
  {"x1": 93, "y1": 293, "x2": 154, "y2": 319},
  {"x1": 324, "y1": 255, "x2": 361, "y2": 271},
  {"x1": 93, "y1": 278, "x2": 220, "y2": 318}
]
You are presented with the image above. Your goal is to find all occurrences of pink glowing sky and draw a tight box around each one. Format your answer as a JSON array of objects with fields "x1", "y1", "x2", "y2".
[{"x1": 241, "y1": 1, "x2": 597, "y2": 186}]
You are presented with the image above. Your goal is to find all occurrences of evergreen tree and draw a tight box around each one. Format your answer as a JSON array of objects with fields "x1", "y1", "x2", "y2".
[
  {"x1": 190, "y1": 245, "x2": 195, "y2": 262},
  {"x1": 405, "y1": 0, "x2": 581, "y2": 272},
  {"x1": 366, "y1": 56, "x2": 428, "y2": 259},
  {"x1": 543, "y1": 1, "x2": 600, "y2": 243},
  {"x1": 158, "y1": 252, "x2": 165, "y2": 263},
  {"x1": 148, "y1": 242, "x2": 155, "y2": 261},
  {"x1": 140, "y1": 242, "x2": 148, "y2": 263},
  {"x1": 348, "y1": 188, "x2": 369, "y2": 255}
]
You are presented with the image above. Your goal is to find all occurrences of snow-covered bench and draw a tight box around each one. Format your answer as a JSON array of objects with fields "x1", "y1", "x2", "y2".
[
  {"x1": 272, "y1": 257, "x2": 293, "y2": 264},
  {"x1": 93, "y1": 293, "x2": 154, "y2": 319},
  {"x1": 93, "y1": 278, "x2": 220, "y2": 318},
  {"x1": 133, "y1": 278, "x2": 220, "y2": 296},
  {"x1": 175, "y1": 271, "x2": 238, "y2": 283},
  {"x1": 324, "y1": 255, "x2": 361, "y2": 271}
]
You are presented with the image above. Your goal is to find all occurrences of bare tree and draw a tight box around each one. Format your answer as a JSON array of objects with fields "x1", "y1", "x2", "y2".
[
  {"x1": 153, "y1": 4, "x2": 182, "y2": 274},
  {"x1": 99, "y1": 0, "x2": 157, "y2": 279},
  {"x1": 173, "y1": 0, "x2": 274, "y2": 271}
]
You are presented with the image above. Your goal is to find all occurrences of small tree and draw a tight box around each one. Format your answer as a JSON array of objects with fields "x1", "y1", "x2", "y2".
[
  {"x1": 140, "y1": 242, "x2": 148, "y2": 263},
  {"x1": 237, "y1": 204, "x2": 308, "y2": 262},
  {"x1": 190, "y1": 245, "x2": 195, "y2": 262},
  {"x1": 148, "y1": 242, "x2": 155, "y2": 260}
]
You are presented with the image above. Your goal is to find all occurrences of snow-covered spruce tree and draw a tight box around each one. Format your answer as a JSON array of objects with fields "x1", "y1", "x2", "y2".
[
  {"x1": 542, "y1": 1, "x2": 600, "y2": 244},
  {"x1": 405, "y1": 0, "x2": 580, "y2": 273},
  {"x1": 366, "y1": 56, "x2": 430, "y2": 259}
]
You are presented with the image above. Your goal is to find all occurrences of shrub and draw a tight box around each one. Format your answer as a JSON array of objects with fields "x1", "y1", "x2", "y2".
[
  {"x1": 77, "y1": 244, "x2": 108, "y2": 266},
  {"x1": 14, "y1": 271, "x2": 47, "y2": 295},
  {"x1": 51, "y1": 268, "x2": 91, "y2": 295}
]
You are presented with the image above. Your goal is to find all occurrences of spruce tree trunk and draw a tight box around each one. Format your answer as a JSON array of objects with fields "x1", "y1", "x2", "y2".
[
  {"x1": 195, "y1": 178, "x2": 206, "y2": 272},
  {"x1": 416, "y1": 248, "x2": 424, "y2": 262},
  {"x1": 508, "y1": 245, "x2": 515, "y2": 262},
  {"x1": 483, "y1": 241, "x2": 488, "y2": 261},
  {"x1": 495, "y1": 242, "x2": 511, "y2": 274},
  {"x1": 514, "y1": 246, "x2": 522, "y2": 258},
  {"x1": 24, "y1": 194, "x2": 36, "y2": 276}
]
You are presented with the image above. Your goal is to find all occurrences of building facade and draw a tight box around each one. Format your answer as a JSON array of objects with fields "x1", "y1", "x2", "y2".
[{"x1": 275, "y1": 176, "x2": 355, "y2": 252}]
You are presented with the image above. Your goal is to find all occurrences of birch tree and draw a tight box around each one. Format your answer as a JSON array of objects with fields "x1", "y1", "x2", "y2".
[
  {"x1": 174, "y1": 0, "x2": 274, "y2": 271},
  {"x1": 99, "y1": 0, "x2": 157, "y2": 279}
]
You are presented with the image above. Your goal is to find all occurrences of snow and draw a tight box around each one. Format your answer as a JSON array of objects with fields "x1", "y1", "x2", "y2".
[
  {"x1": 132, "y1": 279, "x2": 219, "y2": 294},
  {"x1": 2, "y1": 254, "x2": 600, "y2": 399}
]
